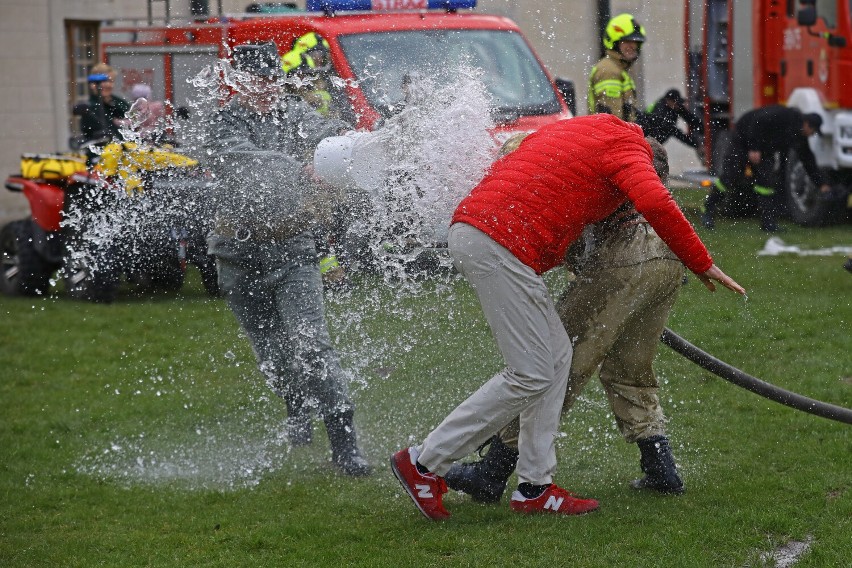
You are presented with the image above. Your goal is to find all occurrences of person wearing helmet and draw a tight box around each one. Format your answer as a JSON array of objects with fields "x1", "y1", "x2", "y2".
[
  {"x1": 281, "y1": 32, "x2": 354, "y2": 123},
  {"x1": 588, "y1": 13, "x2": 645, "y2": 122},
  {"x1": 205, "y1": 42, "x2": 370, "y2": 477}
]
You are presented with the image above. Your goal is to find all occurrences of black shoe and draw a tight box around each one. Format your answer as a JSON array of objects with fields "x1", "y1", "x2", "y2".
[
  {"x1": 631, "y1": 435, "x2": 685, "y2": 495},
  {"x1": 844, "y1": 257, "x2": 852, "y2": 273},
  {"x1": 444, "y1": 437, "x2": 519, "y2": 503},
  {"x1": 700, "y1": 212, "x2": 715, "y2": 229},
  {"x1": 332, "y1": 450, "x2": 372, "y2": 477},
  {"x1": 444, "y1": 462, "x2": 508, "y2": 503},
  {"x1": 325, "y1": 411, "x2": 372, "y2": 477}
]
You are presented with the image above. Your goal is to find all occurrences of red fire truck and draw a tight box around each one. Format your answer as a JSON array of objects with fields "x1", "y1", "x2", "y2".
[
  {"x1": 99, "y1": 0, "x2": 572, "y2": 140},
  {"x1": 685, "y1": 0, "x2": 851, "y2": 225}
]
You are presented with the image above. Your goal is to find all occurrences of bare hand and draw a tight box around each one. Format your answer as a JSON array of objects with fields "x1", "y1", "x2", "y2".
[
  {"x1": 747, "y1": 150, "x2": 762, "y2": 165},
  {"x1": 695, "y1": 264, "x2": 746, "y2": 295}
]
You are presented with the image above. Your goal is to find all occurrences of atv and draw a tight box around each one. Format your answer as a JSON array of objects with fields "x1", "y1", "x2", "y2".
[{"x1": 1, "y1": 143, "x2": 218, "y2": 302}]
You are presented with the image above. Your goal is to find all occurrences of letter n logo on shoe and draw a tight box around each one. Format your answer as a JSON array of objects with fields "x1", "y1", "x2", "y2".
[
  {"x1": 544, "y1": 495, "x2": 564, "y2": 511},
  {"x1": 416, "y1": 484, "x2": 434, "y2": 498}
]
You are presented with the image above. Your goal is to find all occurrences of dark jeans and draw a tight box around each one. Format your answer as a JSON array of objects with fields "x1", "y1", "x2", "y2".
[{"x1": 208, "y1": 230, "x2": 353, "y2": 420}]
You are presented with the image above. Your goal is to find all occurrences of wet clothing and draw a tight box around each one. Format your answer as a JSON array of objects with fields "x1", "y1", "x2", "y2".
[
  {"x1": 205, "y1": 92, "x2": 352, "y2": 421},
  {"x1": 418, "y1": 115, "x2": 713, "y2": 487},
  {"x1": 588, "y1": 51, "x2": 639, "y2": 122},
  {"x1": 499, "y1": 216, "x2": 683, "y2": 447},
  {"x1": 452, "y1": 114, "x2": 712, "y2": 276},
  {"x1": 207, "y1": 233, "x2": 352, "y2": 417},
  {"x1": 80, "y1": 93, "x2": 130, "y2": 142},
  {"x1": 713, "y1": 105, "x2": 824, "y2": 230}
]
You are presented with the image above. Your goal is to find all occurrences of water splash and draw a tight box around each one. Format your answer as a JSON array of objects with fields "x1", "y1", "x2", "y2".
[{"x1": 72, "y1": 60, "x2": 500, "y2": 489}]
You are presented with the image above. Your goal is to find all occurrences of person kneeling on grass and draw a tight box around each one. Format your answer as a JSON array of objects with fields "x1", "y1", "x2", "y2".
[
  {"x1": 390, "y1": 114, "x2": 746, "y2": 521},
  {"x1": 444, "y1": 137, "x2": 687, "y2": 503}
]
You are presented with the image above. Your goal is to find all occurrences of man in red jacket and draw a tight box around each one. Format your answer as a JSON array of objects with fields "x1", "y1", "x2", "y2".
[{"x1": 390, "y1": 114, "x2": 745, "y2": 521}]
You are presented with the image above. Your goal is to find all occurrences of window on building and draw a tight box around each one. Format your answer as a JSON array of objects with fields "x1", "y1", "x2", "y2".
[{"x1": 65, "y1": 20, "x2": 100, "y2": 137}]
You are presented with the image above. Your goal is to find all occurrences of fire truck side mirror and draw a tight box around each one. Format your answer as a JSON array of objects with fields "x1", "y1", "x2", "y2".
[{"x1": 797, "y1": 6, "x2": 817, "y2": 27}]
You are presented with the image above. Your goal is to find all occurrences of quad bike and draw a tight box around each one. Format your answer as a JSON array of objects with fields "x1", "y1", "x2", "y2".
[{"x1": 1, "y1": 142, "x2": 218, "y2": 302}]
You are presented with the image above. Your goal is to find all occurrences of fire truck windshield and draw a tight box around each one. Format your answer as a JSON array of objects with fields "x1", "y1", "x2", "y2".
[{"x1": 337, "y1": 29, "x2": 561, "y2": 120}]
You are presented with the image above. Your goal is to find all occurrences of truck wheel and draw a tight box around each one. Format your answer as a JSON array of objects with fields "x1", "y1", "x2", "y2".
[
  {"x1": 784, "y1": 149, "x2": 836, "y2": 226},
  {"x1": 0, "y1": 220, "x2": 53, "y2": 296}
]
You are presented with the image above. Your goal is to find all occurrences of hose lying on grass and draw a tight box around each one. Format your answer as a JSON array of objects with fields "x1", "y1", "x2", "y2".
[{"x1": 661, "y1": 328, "x2": 852, "y2": 425}]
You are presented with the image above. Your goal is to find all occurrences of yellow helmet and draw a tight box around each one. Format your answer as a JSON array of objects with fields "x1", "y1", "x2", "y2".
[
  {"x1": 292, "y1": 32, "x2": 329, "y2": 54},
  {"x1": 603, "y1": 13, "x2": 646, "y2": 51}
]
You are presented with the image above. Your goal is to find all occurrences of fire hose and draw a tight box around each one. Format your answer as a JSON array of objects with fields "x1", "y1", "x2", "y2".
[{"x1": 661, "y1": 328, "x2": 852, "y2": 425}]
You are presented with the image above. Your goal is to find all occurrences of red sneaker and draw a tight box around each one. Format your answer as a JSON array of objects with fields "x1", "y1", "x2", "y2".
[
  {"x1": 510, "y1": 484, "x2": 599, "y2": 515},
  {"x1": 390, "y1": 447, "x2": 450, "y2": 520}
]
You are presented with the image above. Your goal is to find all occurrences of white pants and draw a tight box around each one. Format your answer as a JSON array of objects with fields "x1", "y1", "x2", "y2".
[{"x1": 417, "y1": 223, "x2": 572, "y2": 485}]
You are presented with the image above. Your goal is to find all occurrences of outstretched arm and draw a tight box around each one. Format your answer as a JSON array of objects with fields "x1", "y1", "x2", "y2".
[{"x1": 695, "y1": 264, "x2": 746, "y2": 295}]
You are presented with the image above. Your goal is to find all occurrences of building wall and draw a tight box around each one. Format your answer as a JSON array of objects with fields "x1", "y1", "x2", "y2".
[{"x1": 0, "y1": 0, "x2": 699, "y2": 225}]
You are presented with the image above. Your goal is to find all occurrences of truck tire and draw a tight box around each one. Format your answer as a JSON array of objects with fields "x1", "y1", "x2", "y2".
[
  {"x1": 0, "y1": 219, "x2": 53, "y2": 296},
  {"x1": 784, "y1": 148, "x2": 835, "y2": 226}
]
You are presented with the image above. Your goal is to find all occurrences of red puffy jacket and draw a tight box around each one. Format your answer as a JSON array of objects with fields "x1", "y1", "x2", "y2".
[{"x1": 452, "y1": 114, "x2": 712, "y2": 275}]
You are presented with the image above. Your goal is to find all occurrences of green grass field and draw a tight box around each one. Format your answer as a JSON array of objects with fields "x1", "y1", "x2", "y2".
[{"x1": 1, "y1": 191, "x2": 850, "y2": 567}]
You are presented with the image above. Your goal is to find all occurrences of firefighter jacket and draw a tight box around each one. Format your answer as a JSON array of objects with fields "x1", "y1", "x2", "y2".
[
  {"x1": 638, "y1": 98, "x2": 702, "y2": 147},
  {"x1": 205, "y1": 94, "x2": 349, "y2": 241},
  {"x1": 733, "y1": 105, "x2": 824, "y2": 187},
  {"x1": 588, "y1": 50, "x2": 638, "y2": 122},
  {"x1": 452, "y1": 114, "x2": 712, "y2": 275}
]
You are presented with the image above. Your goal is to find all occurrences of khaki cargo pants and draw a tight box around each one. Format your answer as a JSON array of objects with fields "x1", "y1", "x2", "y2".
[{"x1": 500, "y1": 232, "x2": 685, "y2": 446}]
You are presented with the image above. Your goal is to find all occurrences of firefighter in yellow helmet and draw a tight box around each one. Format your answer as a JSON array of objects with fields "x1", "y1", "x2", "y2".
[
  {"x1": 281, "y1": 32, "x2": 338, "y2": 118},
  {"x1": 588, "y1": 13, "x2": 645, "y2": 122}
]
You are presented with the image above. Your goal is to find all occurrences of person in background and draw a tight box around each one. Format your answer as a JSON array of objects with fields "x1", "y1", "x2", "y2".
[
  {"x1": 80, "y1": 63, "x2": 131, "y2": 143},
  {"x1": 205, "y1": 42, "x2": 370, "y2": 477},
  {"x1": 390, "y1": 114, "x2": 745, "y2": 521},
  {"x1": 702, "y1": 105, "x2": 829, "y2": 232},
  {"x1": 282, "y1": 32, "x2": 357, "y2": 280},
  {"x1": 281, "y1": 32, "x2": 355, "y2": 123},
  {"x1": 128, "y1": 83, "x2": 166, "y2": 140},
  {"x1": 444, "y1": 138, "x2": 687, "y2": 503},
  {"x1": 638, "y1": 88, "x2": 704, "y2": 162},
  {"x1": 588, "y1": 13, "x2": 645, "y2": 122}
]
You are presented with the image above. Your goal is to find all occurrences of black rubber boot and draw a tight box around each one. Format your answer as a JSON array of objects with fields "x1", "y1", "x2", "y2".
[
  {"x1": 324, "y1": 411, "x2": 372, "y2": 477},
  {"x1": 631, "y1": 435, "x2": 685, "y2": 494},
  {"x1": 444, "y1": 436, "x2": 519, "y2": 503},
  {"x1": 285, "y1": 398, "x2": 313, "y2": 447}
]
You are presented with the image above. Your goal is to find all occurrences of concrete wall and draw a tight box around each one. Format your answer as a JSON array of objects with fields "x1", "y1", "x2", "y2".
[{"x1": 0, "y1": 0, "x2": 699, "y2": 225}]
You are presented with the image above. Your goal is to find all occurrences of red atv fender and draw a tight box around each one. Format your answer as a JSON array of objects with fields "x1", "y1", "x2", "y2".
[{"x1": 4, "y1": 176, "x2": 65, "y2": 233}]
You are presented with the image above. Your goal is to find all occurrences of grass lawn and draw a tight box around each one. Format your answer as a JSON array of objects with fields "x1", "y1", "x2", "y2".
[{"x1": 1, "y1": 190, "x2": 850, "y2": 567}]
